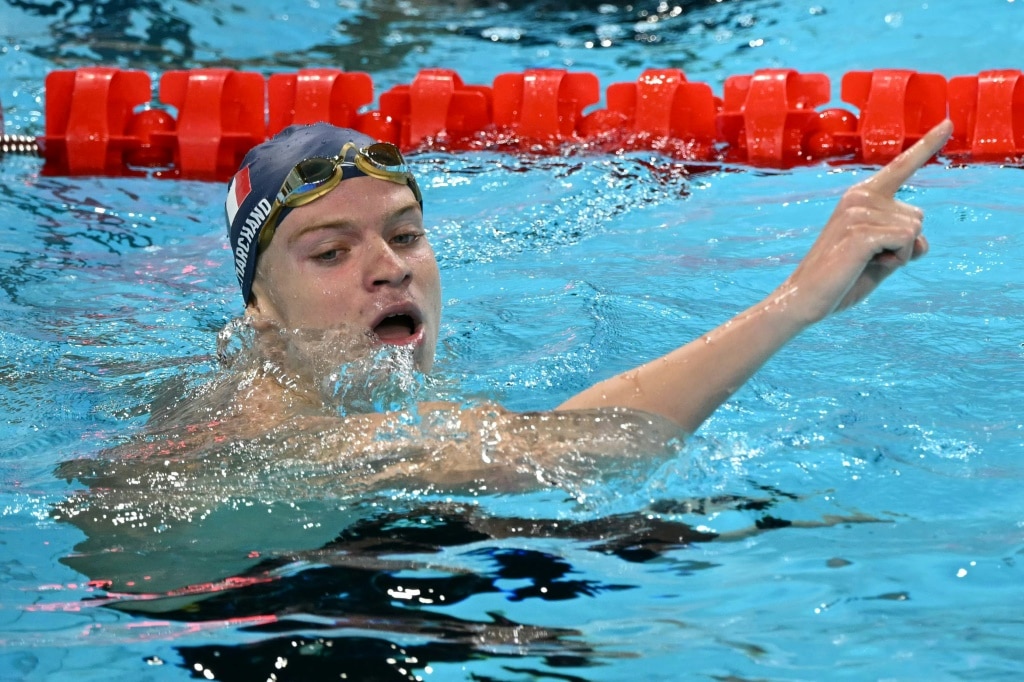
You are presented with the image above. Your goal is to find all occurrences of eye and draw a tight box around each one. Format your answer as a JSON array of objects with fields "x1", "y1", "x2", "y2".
[
  {"x1": 391, "y1": 231, "x2": 422, "y2": 247},
  {"x1": 312, "y1": 248, "x2": 340, "y2": 262}
]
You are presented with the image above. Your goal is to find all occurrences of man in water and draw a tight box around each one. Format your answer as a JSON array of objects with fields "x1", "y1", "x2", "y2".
[
  {"x1": 224, "y1": 120, "x2": 952, "y2": 437},
  {"x1": 55, "y1": 120, "x2": 953, "y2": 593}
]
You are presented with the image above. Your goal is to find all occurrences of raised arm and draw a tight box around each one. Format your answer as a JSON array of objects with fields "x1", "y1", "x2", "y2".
[{"x1": 557, "y1": 120, "x2": 954, "y2": 433}]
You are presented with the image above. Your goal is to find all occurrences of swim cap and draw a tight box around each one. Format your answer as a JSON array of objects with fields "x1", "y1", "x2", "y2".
[{"x1": 224, "y1": 123, "x2": 421, "y2": 305}]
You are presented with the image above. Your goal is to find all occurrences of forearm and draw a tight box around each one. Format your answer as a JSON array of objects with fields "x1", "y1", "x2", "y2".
[
  {"x1": 560, "y1": 122, "x2": 951, "y2": 435},
  {"x1": 556, "y1": 286, "x2": 809, "y2": 433}
]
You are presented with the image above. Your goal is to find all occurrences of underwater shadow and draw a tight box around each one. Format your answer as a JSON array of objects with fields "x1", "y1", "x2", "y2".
[{"x1": 94, "y1": 493, "x2": 839, "y2": 680}]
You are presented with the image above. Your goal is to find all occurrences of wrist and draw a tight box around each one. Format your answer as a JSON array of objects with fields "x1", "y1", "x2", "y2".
[{"x1": 762, "y1": 280, "x2": 829, "y2": 332}]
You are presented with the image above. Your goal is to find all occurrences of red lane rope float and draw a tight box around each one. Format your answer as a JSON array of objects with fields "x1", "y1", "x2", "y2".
[{"x1": 3, "y1": 66, "x2": 1023, "y2": 180}]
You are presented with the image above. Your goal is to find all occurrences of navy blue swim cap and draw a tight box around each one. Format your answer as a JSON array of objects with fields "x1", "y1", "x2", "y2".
[{"x1": 225, "y1": 123, "x2": 421, "y2": 305}]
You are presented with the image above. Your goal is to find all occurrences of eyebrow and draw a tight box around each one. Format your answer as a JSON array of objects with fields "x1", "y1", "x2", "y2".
[{"x1": 286, "y1": 202, "x2": 423, "y2": 245}]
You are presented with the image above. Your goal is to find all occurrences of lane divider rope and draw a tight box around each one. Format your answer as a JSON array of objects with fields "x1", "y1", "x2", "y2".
[{"x1": 2, "y1": 66, "x2": 1021, "y2": 180}]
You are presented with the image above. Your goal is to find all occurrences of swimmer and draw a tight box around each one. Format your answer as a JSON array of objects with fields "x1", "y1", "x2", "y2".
[
  {"x1": 216, "y1": 120, "x2": 952, "y2": 439},
  {"x1": 54, "y1": 121, "x2": 952, "y2": 592}
]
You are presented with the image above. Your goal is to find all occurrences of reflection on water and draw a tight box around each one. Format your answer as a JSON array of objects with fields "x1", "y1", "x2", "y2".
[
  {"x1": 101, "y1": 498, "x2": 825, "y2": 679},
  {"x1": 5, "y1": 0, "x2": 768, "y2": 73}
]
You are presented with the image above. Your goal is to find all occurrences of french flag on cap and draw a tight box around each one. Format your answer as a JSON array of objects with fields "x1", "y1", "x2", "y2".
[{"x1": 226, "y1": 166, "x2": 252, "y2": 227}]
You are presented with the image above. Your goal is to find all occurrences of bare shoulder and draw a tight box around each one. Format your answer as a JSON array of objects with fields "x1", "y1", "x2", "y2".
[{"x1": 273, "y1": 400, "x2": 686, "y2": 492}]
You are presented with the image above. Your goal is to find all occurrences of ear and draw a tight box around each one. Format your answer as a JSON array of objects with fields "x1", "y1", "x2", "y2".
[
  {"x1": 245, "y1": 290, "x2": 276, "y2": 326},
  {"x1": 247, "y1": 266, "x2": 268, "y2": 314},
  {"x1": 246, "y1": 273, "x2": 284, "y2": 328},
  {"x1": 245, "y1": 291, "x2": 261, "y2": 313},
  {"x1": 243, "y1": 295, "x2": 282, "y2": 338}
]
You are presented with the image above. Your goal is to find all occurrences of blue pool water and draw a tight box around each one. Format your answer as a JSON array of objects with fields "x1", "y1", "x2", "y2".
[{"x1": 2, "y1": 0, "x2": 1023, "y2": 680}]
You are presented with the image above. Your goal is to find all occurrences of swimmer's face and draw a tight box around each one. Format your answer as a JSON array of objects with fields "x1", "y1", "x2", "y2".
[{"x1": 249, "y1": 176, "x2": 442, "y2": 371}]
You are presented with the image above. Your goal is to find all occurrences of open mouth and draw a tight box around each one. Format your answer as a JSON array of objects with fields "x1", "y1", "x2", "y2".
[{"x1": 372, "y1": 313, "x2": 422, "y2": 345}]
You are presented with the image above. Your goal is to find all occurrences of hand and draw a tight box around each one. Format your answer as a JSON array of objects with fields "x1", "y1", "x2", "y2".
[{"x1": 779, "y1": 119, "x2": 953, "y2": 324}]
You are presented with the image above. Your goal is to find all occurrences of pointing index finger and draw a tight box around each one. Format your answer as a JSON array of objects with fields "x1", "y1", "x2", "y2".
[{"x1": 866, "y1": 119, "x2": 953, "y2": 196}]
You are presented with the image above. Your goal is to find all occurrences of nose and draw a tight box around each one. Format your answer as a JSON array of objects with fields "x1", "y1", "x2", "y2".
[{"x1": 364, "y1": 239, "x2": 412, "y2": 290}]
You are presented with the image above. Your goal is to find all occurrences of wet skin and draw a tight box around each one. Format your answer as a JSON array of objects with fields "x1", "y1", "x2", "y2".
[
  {"x1": 52, "y1": 122, "x2": 956, "y2": 594},
  {"x1": 249, "y1": 176, "x2": 443, "y2": 372}
]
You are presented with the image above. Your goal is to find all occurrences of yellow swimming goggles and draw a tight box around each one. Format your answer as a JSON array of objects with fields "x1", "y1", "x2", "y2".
[{"x1": 257, "y1": 141, "x2": 423, "y2": 254}]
